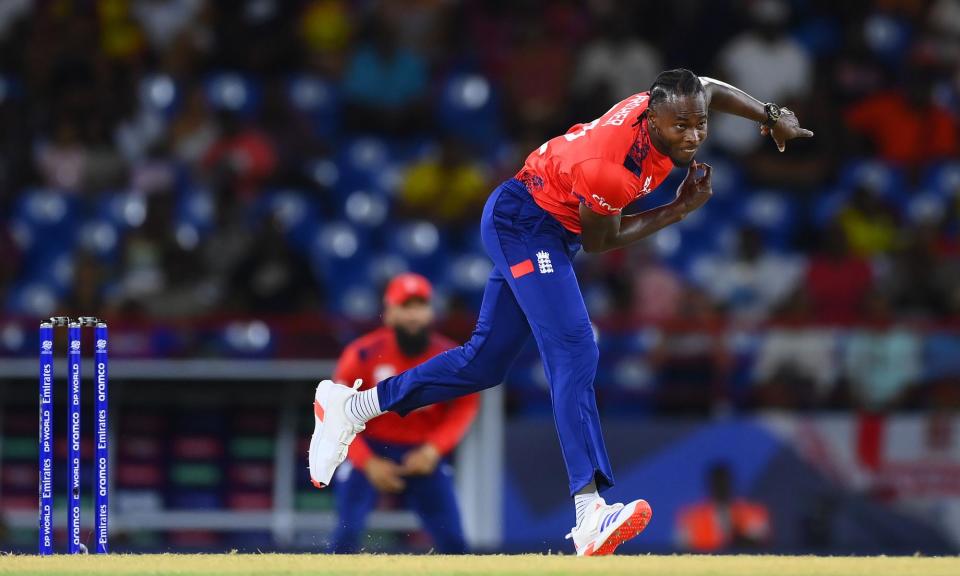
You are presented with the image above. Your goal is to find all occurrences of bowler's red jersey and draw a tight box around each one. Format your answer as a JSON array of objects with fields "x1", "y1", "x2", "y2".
[
  {"x1": 334, "y1": 327, "x2": 479, "y2": 468},
  {"x1": 516, "y1": 91, "x2": 674, "y2": 234}
]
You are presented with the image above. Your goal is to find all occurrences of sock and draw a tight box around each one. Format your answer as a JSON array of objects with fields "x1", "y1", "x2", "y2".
[
  {"x1": 345, "y1": 387, "x2": 383, "y2": 425},
  {"x1": 574, "y1": 484, "x2": 599, "y2": 528}
]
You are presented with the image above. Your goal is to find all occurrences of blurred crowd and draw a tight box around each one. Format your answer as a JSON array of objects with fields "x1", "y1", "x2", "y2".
[{"x1": 1, "y1": 0, "x2": 960, "y2": 410}]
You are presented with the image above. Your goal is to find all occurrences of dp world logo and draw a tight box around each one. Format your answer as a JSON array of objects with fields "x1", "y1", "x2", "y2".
[
  {"x1": 42, "y1": 340, "x2": 53, "y2": 351},
  {"x1": 70, "y1": 340, "x2": 81, "y2": 351},
  {"x1": 96, "y1": 339, "x2": 107, "y2": 351}
]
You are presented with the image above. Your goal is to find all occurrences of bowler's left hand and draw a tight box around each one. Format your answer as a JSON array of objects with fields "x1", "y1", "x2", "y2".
[{"x1": 761, "y1": 108, "x2": 814, "y2": 152}]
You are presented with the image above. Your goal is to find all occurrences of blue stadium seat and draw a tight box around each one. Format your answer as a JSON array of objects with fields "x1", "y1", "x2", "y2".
[
  {"x1": 254, "y1": 189, "x2": 322, "y2": 248},
  {"x1": 794, "y1": 16, "x2": 843, "y2": 56},
  {"x1": 839, "y1": 158, "x2": 908, "y2": 209},
  {"x1": 581, "y1": 283, "x2": 613, "y2": 318},
  {"x1": 923, "y1": 332, "x2": 960, "y2": 381},
  {"x1": 332, "y1": 284, "x2": 381, "y2": 321},
  {"x1": 139, "y1": 74, "x2": 179, "y2": 120},
  {"x1": 386, "y1": 220, "x2": 449, "y2": 278},
  {"x1": 813, "y1": 187, "x2": 848, "y2": 226},
  {"x1": 176, "y1": 186, "x2": 215, "y2": 231},
  {"x1": 332, "y1": 137, "x2": 394, "y2": 198},
  {"x1": 0, "y1": 319, "x2": 29, "y2": 354},
  {"x1": 604, "y1": 355, "x2": 657, "y2": 412},
  {"x1": 14, "y1": 187, "x2": 74, "y2": 231},
  {"x1": 691, "y1": 155, "x2": 743, "y2": 206},
  {"x1": 342, "y1": 189, "x2": 389, "y2": 228},
  {"x1": 305, "y1": 157, "x2": 340, "y2": 191},
  {"x1": 922, "y1": 161, "x2": 960, "y2": 197},
  {"x1": 219, "y1": 320, "x2": 277, "y2": 359},
  {"x1": 685, "y1": 251, "x2": 718, "y2": 285},
  {"x1": 345, "y1": 137, "x2": 391, "y2": 174},
  {"x1": 591, "y1": 329, "x2": 659, "y2": 413},
  {"x1": 11, "y1": 189, "x2": 78, "y2": 288},
  {"x1": 862, "y1": 13, "x2": 912, "y2": 61},
  {"x1": 205, "y1": 72, "x2": 261, "y2": 117},
  {"x1": 464, "y1": 222, "x2": 486, "y2": 254},
  {"x1": 5, "y1": 281, "x2": 59, "y2": 316},
  {"x1": 437, "y1": 73, "x2": 502, "y2": 153},
  {"x1": 447, "y1": 253, "x2": 491, "y2": 291},
  {"x1": 169, "y1": 199, "x2": 211, "y2": 252},
  {"x1": 287, "y1": 74, "x2": 340, "y2": 140},
  {"x1": 652, "y1": 226, "x2": 683, "y2": 262},
  {"x1": 78, "y1": 219, "x2": 121, "y2": 259},
  {"x1": 366, "y1": 253, "x2": 410, "y2": 288},
  {"x1": 906, "y1": 191, "x2": 946, "y2": 224},
  {"x1": 390, "y1": 137, "x2": 436, "y2": 164},
  {"x1": 105, "y1": 190, "x2": 148, "y2": 229},
  {"x1": 309, "y1": 220, "x2": 369, "y2": 290},
  {"x1": 447, "y1": 253, "x2": 492, "y2": 308},
  {"x1": 503, "y1": 340, "x2": 552, "y2": 414},
  {"x1": 674, "y1": 200, "x2": 718, "y2": 258},
  {"x1": 739, "y1": 191, "x2": 797, "y2": 249}
]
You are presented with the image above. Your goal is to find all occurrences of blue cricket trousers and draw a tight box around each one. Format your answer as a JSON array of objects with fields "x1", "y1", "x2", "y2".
[
  {"x1": 330, "y1": 442, "x2": 466, "y2": 553},
  {"x1": 377, "y1": 178, "x2": 614, "y2": 495}
]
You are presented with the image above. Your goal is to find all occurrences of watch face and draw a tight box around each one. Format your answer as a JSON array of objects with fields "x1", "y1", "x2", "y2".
[{"x1": 765, "y1": 103, "x2": 781, "y2": 125}]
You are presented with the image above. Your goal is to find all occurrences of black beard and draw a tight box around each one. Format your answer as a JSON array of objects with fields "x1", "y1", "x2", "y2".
[{"x1": 394, "y1": 326, "x2": 430, "y2": 357}]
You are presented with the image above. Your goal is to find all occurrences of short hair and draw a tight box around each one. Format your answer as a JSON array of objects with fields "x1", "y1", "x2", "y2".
[{"x1": 649, "y1": 68, "x2": 704, "y2": 109}]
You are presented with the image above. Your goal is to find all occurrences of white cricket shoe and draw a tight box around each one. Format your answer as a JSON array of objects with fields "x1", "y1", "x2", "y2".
[
  {"x1": 308, "y1": 379, "x2": 365, "y2": 489},
  {"x1": 565, "y1": 497, "x2": 653, "y2": 556}
]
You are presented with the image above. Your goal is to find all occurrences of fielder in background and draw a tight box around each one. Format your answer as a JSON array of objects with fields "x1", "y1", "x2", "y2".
[{"x1": 328, "y1": 273, "x2": 479, "y2": 553}]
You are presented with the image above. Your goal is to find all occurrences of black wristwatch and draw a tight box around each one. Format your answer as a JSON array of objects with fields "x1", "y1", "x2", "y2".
[{"x1": 761, "y1": 102, "x2": 782, "y2": 128}]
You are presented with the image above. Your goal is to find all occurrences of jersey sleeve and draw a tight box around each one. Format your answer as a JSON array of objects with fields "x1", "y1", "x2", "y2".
[{"x1": 571, "y1": 158, "x2": 641, "y2": 216}]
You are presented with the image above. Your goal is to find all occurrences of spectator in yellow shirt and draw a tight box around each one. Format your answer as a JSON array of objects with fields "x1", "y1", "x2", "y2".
[{"x1": 399, "y1": 138, "x2": 488, "y2": 225}]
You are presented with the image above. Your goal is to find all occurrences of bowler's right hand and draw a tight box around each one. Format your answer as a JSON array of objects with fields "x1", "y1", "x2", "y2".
[{"x1": 675, "y1": 161, "x2": 712, "y2": 215}]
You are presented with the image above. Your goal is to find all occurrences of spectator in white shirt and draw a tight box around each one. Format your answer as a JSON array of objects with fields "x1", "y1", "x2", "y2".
[
  {"x1": 712, "y1": 0, "x2": 813, "y2": 154},
  {"x1": 573, "y1": 16, "x2": 662, "y2": 104},
  {"x1": 695, "y1": 227, "x2": 806, "y2": 323}
]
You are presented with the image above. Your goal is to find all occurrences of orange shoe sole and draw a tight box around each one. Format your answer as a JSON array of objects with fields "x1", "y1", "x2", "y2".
[
  {"x1": 310, "y1": 400, "x2": 327, "y2": 489},
  {"x1": 584, "y1": 500, "x2": 653, "y2": 556}
]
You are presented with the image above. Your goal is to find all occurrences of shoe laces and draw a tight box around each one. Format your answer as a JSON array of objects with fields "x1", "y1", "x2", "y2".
[
  {"x1": 338, "y1": 379, "x2": 366, "y2": 442},
  {"x1": 565, "y1": 500, "x2": 623, "y2": 540},
  {"x1": 338, "y1": 424, "x2": 364, "y2": 444}
]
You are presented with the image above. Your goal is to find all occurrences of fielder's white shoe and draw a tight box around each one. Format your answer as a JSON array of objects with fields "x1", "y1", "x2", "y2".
[
  {"x1": 308, "y1": 379, "x2": 365, "y2": 489},
  {"x1": 565, "y1": 497, "x2": 652, "y2": 556}
]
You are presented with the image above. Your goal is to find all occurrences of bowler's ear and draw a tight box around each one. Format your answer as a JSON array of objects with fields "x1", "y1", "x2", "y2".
[{"x1": 646, "y1": 107, "x2": 657, "y2": 127}]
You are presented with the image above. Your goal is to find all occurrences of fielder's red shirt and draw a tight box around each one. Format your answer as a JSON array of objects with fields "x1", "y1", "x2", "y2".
[
  {"x1": 516, "y1": 91, "x2": 674, "y2": 234},
  {"x1": 334, "y1": 327, "x2": 480, "y2": 469}
]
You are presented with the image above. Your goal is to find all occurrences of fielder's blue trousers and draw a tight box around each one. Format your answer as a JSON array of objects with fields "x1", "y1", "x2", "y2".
[
  {"x1": 377, "y1": 178, "x2": 614, "y2": 495},
  {"x1": 330, "y1": 442, "x2": 466, "y2": 553}
]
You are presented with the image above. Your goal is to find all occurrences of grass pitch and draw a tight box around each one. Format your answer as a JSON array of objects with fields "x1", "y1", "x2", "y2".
[{"x1": 1, "y1": 554, "x2": 959, "y2": 576}]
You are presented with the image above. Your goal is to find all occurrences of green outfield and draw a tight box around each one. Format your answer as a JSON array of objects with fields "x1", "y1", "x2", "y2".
[{"x1": 1, "y1": 554, "x2": 958, "y2": 576}]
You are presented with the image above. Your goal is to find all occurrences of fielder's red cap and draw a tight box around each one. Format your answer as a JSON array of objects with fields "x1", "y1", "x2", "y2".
[{"x1": 384, "y1": 273, "x2": 433, "y2": 306}]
